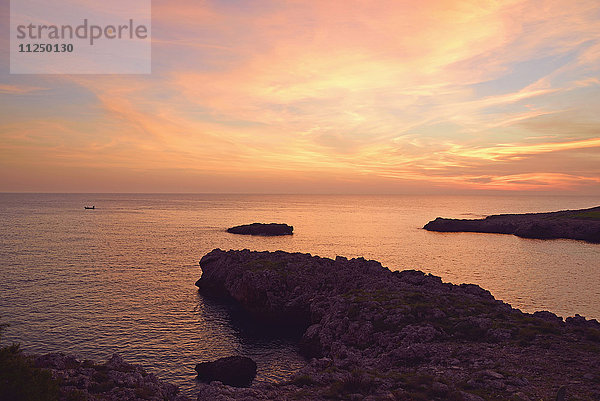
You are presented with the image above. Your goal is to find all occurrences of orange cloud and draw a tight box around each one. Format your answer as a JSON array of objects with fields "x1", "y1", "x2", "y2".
[
  {"x1": 0, "y1": 84, "x2": 47, "y2": 94},
  {"x1": 449, "y1": 138, "x2": 600, "y2": 161},
  {"x1": 1, "y1": 0, "x2": 600, "y2": 193}
]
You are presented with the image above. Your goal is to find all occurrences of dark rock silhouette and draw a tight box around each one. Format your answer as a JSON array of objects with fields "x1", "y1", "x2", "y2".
[
  {"x1": 33, "y1": 353, "x2": 188, "y2": 401},
  {"x1": 227, "y1": 223, "x2": 293, "y2": 236},
  {"x1": 195, "y1": 356, "x2": 257, "y2": 387},
  {"x1": 424, "y1": 206, "x2": 600, "y2": 243},
  {"x1": 195, "y1": 249, "x2": 600, "y2": 400}
]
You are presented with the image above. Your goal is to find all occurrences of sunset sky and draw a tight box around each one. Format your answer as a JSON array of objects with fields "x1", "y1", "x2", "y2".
[{"x1": 1, "y1": 0, "x2": 599, "y2": 194}]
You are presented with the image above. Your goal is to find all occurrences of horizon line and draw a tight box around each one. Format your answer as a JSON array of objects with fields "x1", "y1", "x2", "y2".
[{"x1": 1, "y1": 191, "x2": 598, "y2": 197}]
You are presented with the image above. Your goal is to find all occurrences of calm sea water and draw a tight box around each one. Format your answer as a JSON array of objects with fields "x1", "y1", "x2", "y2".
[{"x1": 0, "y1": 193, "x2": 599, "y2": 397}]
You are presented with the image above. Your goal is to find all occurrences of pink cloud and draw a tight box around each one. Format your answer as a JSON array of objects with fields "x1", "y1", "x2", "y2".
[{"x1": 2, "y1": 0, "x2": 600, "y2": 193}]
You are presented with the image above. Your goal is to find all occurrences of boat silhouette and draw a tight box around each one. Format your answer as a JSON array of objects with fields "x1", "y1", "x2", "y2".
[{"x1": 84, "y1": 206, "x2": 95, "y2": 210}]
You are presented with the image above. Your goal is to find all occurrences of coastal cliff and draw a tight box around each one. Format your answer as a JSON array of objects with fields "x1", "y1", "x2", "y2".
[
  {"x1": 195, "y1": 249, "x2": 600, "y2": 400},
  {"x1": 423, "y1": 206, "x2": 600, "y2": 243}
]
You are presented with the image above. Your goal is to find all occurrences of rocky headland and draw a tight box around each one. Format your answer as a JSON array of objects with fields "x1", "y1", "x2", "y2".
[
  {"x1": 227, "y1": 223, "x2": 294, "y2": 236},
  {"x1": 195, "y1": 248, "x2": 600, "y2": 400},
  {"x1": 423, "y1": 206, "x2": 600, "y2": 243}
]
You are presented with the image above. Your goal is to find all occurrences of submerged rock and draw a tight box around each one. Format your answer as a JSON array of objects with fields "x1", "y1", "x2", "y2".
[
  {"x1": 195, "y1": 248, "x2": 600, "y2": 400},
  {"x1": 423, "y1": 206, "x2": 600, "y2": 243},
  {"x1": 195, "y1": 356, "x2": 257, "y2": 387},
  {"x1": 226, "y1": 223, "x2": 293, "y2": 236}
]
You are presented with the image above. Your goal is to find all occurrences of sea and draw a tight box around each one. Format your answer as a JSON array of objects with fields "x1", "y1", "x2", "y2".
[{"x1": 0, "y1": 193, "x2": 598, "y2": 397}]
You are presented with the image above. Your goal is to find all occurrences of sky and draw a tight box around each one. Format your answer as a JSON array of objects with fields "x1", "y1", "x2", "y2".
[{"x1": 1, "y1": 0, "x2": 599, "y2": 194}]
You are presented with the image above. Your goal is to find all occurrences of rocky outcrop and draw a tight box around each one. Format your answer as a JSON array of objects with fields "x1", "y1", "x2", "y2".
[
  {"x1": 195, "y1": 356, "x2": 257, "y2": 387},
  {"x1": 424, "y1": 206, "x2": 600, "y2": 243},
  {"x1": 227, "y1": 223, "x2": 294, "y2": 236},
  {"x1": 195, "y1": 249, "x2": 600, "y2": 400},
  {"x1": 32, "y1": 353, "x2": 189, "y2": 401}
]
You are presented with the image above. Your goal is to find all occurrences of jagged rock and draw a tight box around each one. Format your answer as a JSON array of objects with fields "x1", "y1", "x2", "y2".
[
  {"x1": 566, "y1": 313, "x2": 600, "y2": 328},
  {"x1": 193, "y1": 249, "x2": 600, "y2": 400},
  {"x1": 423, "y1": 206, "x2": 600, "y2": 243},
  {"x1": 533, "y1": 310, "x2": 564, "y2": 324},
  {"x1": 482, "y1": 370, "x2": 504, "y2": 379},
  {"x1": 299, "y1": 324, "x2": 323, "y2": 357},
  {"x1": 195, "y1": 356, "x2": 257, "y2": 387},
  {"x1": 460, "y1": 392, "x2": 486, "y2": 401},
  {"x1": 31, "y1": 353, "x2": 188, "y2": 401},
  {"x1": 226, "y1": 223, "x2": 293, "y2": 236}
]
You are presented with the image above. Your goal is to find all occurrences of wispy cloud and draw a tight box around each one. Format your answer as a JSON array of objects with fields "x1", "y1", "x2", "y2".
[
  {"x1": 1, "y1": 0, "x2": 600, "y2": 193},
  {"x1": 0, "y1": 84, "x2": 47, "y2": 94},
  {"x1": 448, "y1": 138, "x2": 600, "y2": 161}
]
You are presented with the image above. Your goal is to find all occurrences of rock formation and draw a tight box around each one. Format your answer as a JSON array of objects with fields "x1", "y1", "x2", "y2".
[
  {"x1": 195, "y1": 356, "x2": 257, "y2": 387},
  {"x1": 424, "y1": 206, "x2": 600, "y2": 243},
  {"x1": 195, "y1": 248, "x2": 600, "y2": 400},
  {"x1": 32, "y1": 353, "x2": 189, "y2": 401},
  {"x1": 227, "y1": 223, "x2": 294, "y2": 236}
]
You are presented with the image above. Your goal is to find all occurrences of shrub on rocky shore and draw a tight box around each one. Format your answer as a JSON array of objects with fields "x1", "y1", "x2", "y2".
[
  {"x1": 0, "y1": 324, "x2": 188, "y2": 401},
  {"x1": 0, "y1": 324, "x2": 60, "y2": 401}
]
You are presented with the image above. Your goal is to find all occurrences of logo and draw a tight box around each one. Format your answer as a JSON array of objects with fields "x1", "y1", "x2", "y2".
[{"x1": 10, "y1": 0, "x2": 151, "y2": 74}]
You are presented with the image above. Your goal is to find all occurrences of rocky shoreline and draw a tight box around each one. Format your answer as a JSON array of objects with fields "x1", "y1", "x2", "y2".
[
  {"x1": 7, "y1": 248, "x2": 599, "y2": 400},
  {"x1": 423, "y1": 206, "x2": 600, "y2": 243},
  {"x1": 195, "y1": 248, "x2": 600, "y2": 400},
  {"x1": 2, "y1": 352, "x2": 190, "y2": 401}
]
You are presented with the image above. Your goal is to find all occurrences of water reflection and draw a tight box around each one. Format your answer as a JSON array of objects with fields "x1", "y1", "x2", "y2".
[
  {"x1": 0, "y1": 193, "x2": 598, "y2": 399},
  {"x1": 192, "y1": 292, "x2": 306, "y2": 392}
]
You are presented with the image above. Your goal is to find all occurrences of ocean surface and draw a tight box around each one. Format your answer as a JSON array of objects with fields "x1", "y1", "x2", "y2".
[{"x1": 0, "y1": 193, "x2": 598, "y2": 397}]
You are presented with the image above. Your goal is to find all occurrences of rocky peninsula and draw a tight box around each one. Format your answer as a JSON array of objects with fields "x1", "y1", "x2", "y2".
[
  {"x1": 227, "y1": 223, "x2": 294, "y2": 236},
  {"x1": 195, "y1": 249, "x2": 600, "y2": 400},
  {"x1": 423, "y1": 206, "x2": 600, "y2": 243}
]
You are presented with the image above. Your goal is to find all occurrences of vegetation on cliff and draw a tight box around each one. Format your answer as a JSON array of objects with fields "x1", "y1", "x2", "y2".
[
  {"x1": 0, "y1": 323, "x2": 59, "y2": 401},
  {"x1": 0, "y1": 324, "x2": 188, "y2": 401}
]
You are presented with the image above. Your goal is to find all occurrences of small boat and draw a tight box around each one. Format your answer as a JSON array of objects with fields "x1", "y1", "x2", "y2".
[{"x1": 84, "y1": 206, "x2": 95, "y2": 210}]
